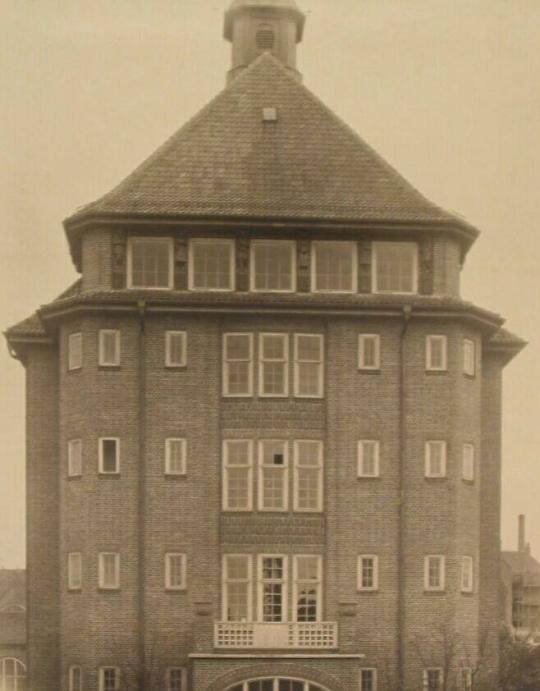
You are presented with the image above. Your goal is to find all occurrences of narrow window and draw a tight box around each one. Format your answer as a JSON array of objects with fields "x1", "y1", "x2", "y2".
[
  {"x1": 461, "y1": 556, "x2": 474, "y2": 593},
  {"x1": 165, "y1": 439, "x2": 187, "y2": 476},
  {"x1": 459, "y1": 668, "x2": 472, "y2": 691},
  {"x1": 294, "y1": 334, "x2": 324, "y2": 398},
  {"x1": 127, "y1": 237, "x2": 173, "y2": 289},
  {"x1": 223, "y1": 554, "x2": 252, "y2": 622},
  {"x1": 425, "y1": 441, "x2": 446, "y2": 478},
  {"x1": 259, "y1": 334, "x2": 289, "y2": 397},
  {"x1": 358, "y1": 440, "x2": 380, "y2": 478},
  {"x1": 293, "y1": 441, "x2": 323, "y2": 512},
  {"x1": 68, "y1": 552, "x2": 82, "y2": 590},
  {"x1": 189, "y1": 239, "x2": 235, "y2": 291},
  {"x1": 311, "y1": 241, "x2": 357, "y2": 292},
  {"x1": 423, "y1": 669, "x2": 443, "y2": 691},
  {"x1": 250, "y1": 241, "x2": 296, "y2": 292},
  {"x1": 293, "y1": 555, "x2": 322, "y2": 622},
  {"x1": 463, "y1": 338, "x2": 476, "y2": 376},
  {"x1": 256, "y1": 23, "x2": 275, "y2": 51},
  {"x1": 373, "y1": 242, "x2": 418, "y2": 294},
  {"x1": 99, "y1": 438, "x2": 120, "y2": 474},
  {"x1": 360, "y1": 669, "x2": 378, "y2": 691},
  {"x1": 68, "y1": 439, "x2": 83, "y2": 477},
  {"x1": 165, "y1": 553, "x2": 187, "y2": 590},
  {"x1": 259, "y1": 555, "x2": 287, "y2": 622},
  {"x1": 223, "y1": 333, "x2": 253, "y2": 397},
  {"x1": 426, "y1": 335, "x2": 447, "y2": 371},
  {"x1": 358, "y1": 334, "x2": 380, "y2": 370},
  {"x1": 424, "y1": 555, "x2": 445, "y2": 591},
  {"x1": 98, "y1": 330, "x2": 121, "y2": 367},
  {"x1": 98, "y1": 553, "x2": 120, "y2": 590},
  {"x1": 165, "y1": 331, "x2": 187, "y2": 368},
  {"x1": 357, "y1": 555, "x2": 379, "y2": 591},
  {"x1": 69, "y1": 666, "x2": 83, "y2": 691},
  {"x1": 68, "y1": 332, "x2": 83, "y2": 371},
  {"x1": 167, "y1": 668, "x2": 186, "y2": 691},
  {"x1": 99, "y1": 667, "x2": 120, "y2": 691},
  {"x1": 462, "y1": 443, "x2": 475, "y2": 481},
  {"x1": 258, "y1": 440, "x2": 288, "y2": 511},
  {"x1": 223, "y1": 440, "x2": 253, "y2": 511}
]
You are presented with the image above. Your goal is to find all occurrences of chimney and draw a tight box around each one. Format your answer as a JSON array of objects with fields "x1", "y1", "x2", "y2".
[{"x1": 518, "y1": 514, "x2": 526, "y2": 552}]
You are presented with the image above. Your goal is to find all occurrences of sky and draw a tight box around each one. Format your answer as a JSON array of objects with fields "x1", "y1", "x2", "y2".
[{"x1": 1, "y1": 0, "x2": 539, "y2": 568}]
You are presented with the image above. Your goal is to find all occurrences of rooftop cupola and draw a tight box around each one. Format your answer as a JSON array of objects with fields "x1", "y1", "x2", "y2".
[{"x1": 224, "y1": 0, "x2": 305, "y2": 83}]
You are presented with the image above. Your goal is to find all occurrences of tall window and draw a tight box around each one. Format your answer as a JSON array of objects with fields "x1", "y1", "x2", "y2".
[
  {"x1": 461, "y1": 556, "x2": 474, "y2": 593},
  {"x1": 463, "y1": 339, "x2": 476, "y2": 376},
  {"x1": 223, "y1": 334, "x2": 253, "y2": 397},
  {"x1": 167, "y1": 668, "x2": 186, "y2": 691},
  {"x1": 358, "y1": 440, "x2": 380, "y2": 478},
  {"x1": 165, "y1": 553, "x2": 187, "y2": 590},
  {"x1": 293, "y1": 441, "x2": 323, "y2": 512},
  {"x1": 0, "y1": 659, "x2": 26, "y2": 691},
  {"x1": 98, "y1": 553, "x2": 120, "y2": 590},
  {"x1": 426, "y1": 335, "x2": 447, "y2": 371},
  {"x1": 223, "y1": 555, "x2": 252, "y2": 622},
  {"x1": 223, "y1": 440, "x2": 253, "y2": 511},
  {"x1": 425, "y1": 441, "x2": 447, "y2": 478},
  {"x1": 360, "y1": 669, "x2": 378, "y2": 691},
  {"x1": 256, "y1": 23, "x2": 276, "y2": 50},
  {"x1": 424, "y1": 556, "x2": 445, "y2": 591},
  {"x1": 99, "y1": 667, "x2": 120, "y2": 691},
  {"x1": 165, "y1": 439, "x2": 187, "y2": 476},
  {"x1": 259, "y1": 334, "x2": 289, "y2": 397},
  {"x1": 69, "y1": 666, "x2": 83, "y2": 691},
  {"x1": 189, "y1": 239, "x2": 234, "y2": 291},
  {"x1": 259, "y1": 556, "x2": 287, "y2": 622},
  {"x1": 373, "y1": 242, "x2": 418, "y2": 294},
  {"x1": 251, "y1": 241, "x2": 295, "y2": 292},
  {"x1": 165, "y1": 331, "x2": 187, "y2": 368},
  {"x1": 127, "y1": 237, "x2": 173, "y2": 289},
  {"x1": 98, "y1": 330, "x2": 120, "y2": 367},
  {"x1": 462, "y1": 443, "x2": 475, "y2": 481},
  {"x1": 68, "y1": 439, "x2": 82, "y2": 477},
  {"x1": 68, "y1": 332, "x2": 83, "y2": 371},
  {"x1": 423, "y1": 669, "x2": 443, "y2": 691},
  {"x1": 258, "y1": 441, "x2": 288, "y2": 511},
  {"x1": 293, "y1": 555, "x2": 322, "y2": 622},
  {"x1": 99, "y1": 438, "x2": 120, "y2": 474},
  {"x1": 311, "y1": 241, "x2": 357, "y2": 292},
  {"x1": 357, "y1": 555, "x2": 379, "y2": 591},
  {"x1": 294, "y1": 335, "x2": 323, "y2": 398},
  {"x1": 68, "y1": 552, "x2": 82, "y2": 590},
  {"x1": 358, "y1": 334, "x2": 380, "y2": 370},
  {"x1": 459, "y1": 668, "x2": 472, "y2": 691}
]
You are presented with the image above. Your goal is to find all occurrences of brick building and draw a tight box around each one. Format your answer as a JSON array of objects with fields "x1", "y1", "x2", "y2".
[
  {"x1": 0, "y1": 569, "x2": 26, "y2": 690},
  {"x1": 4, "y1": 1, "x2": 525, "y2": 690}
]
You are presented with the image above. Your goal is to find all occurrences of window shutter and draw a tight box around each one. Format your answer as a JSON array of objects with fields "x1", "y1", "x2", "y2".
[
  {"x1": 357, "y1": 240, "x2": 372, "y2": 293},
  {"x1": 174, "y1": 238, "x2": 188, "y2": 290},
  {"x1": 296, "y1": 239, "x2": 310, "y2": 292},
  {"x1": 236, "y1": 237, "x2": 250, "y2": 291},
  {"x1": 112, "y1": 231, "x2": 127, "y2": 289},
  {"x1": 419, "y1": 238, "x2": 434, "y2": 295}
]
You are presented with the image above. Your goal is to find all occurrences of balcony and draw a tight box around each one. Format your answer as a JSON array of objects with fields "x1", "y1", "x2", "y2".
[{"x1": 215, "y1": 621, "x2": 338, "y2": 649}]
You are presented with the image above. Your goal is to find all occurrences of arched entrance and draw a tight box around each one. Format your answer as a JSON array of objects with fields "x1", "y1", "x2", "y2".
[{"x1": 226, "y1": 679, "x2": 330, "y2": 691}]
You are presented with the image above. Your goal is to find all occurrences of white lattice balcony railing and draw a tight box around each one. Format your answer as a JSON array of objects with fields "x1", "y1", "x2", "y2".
[{"x1": 214, "y1": 622, "x2": 338, "y2": 649}]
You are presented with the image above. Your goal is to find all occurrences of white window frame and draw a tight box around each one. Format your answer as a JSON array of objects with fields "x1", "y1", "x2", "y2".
[
  {"x1": 358, "y1": 334, "x2": 381, "y2": 371},
  {"x1": 357, "y1": 555, "x2": 379, "y2": 591},
  {"x1": 258, "y1": 440, "x2": 289, "y2": 512},
  {"x1": 68, "y1": 438, "x2": 83, "y2": 477},
  {"x1": 293, "y1": 334, "x2": 324, "y2": 398},
  {"x1": 424, "y1": 555, "x2": 445, "y2": 592},
  {"x1": 0, "y1": 658, "x2": 26, "y2": 691},
  {"x1": 98, "y1": 437, "x2": 120, "y2": 475},
  {"x1": 258, "y1": 333, "x2": 289, "y2": 398},
  {"x1": 68, "y1": 332, "x2": 83, "y2": 371},
  {"x1": 68, "y1": 552, "x2": 82, "y2": 591},
  {"x1": 425, "y1": 441, "x2": 447, "y2": 478},
  {"x1": 165, "y1": 553, "x2": 187, "y2": 591},
  {"x1": 222, "y1": 440, "x2": 254, "y2": 512},
  {"x1": 426, "y1": 335, "x2": 448, "y2": 372},
  {"x1": 372, "y1": 241, "x2": 418, "y2": 294},
  {"x1": 423, "y1": 668, "x2": 443, "y2": 691},
  {"x1": 222, "y1": 554, "x2": 253, "y2": 622},
  {"x1": 165, "y1": 331, "x2": 187, "y2": 368},
  {"x1": 126, "y1": 236, "x2": 174, "y2": 290},
  {"x1": 188, "y1": 238, "x2": 235, "y2": 292},
  {"x1": 165, "y1": 438, "x2": 187, "y2": 476},
  {"x1": 459, "y1": 667, "x2": 473, "y2": 691},
  {"x1": 360, "y1": 668, "x2": 378, "y2": 691},
  {"x1": 250, "y1": 240, "x2": 296, "y2": 293},
  {"x1": 222, "y1": 333, "x2": 254, "y2": 397},
  {"x1": 69, "y1": 665, "x2": 83, "y2": 691},
  {"x1": 463, "y1": 338, "x2": 476, "y2": 376},
  {"x1": 98, "y1": 553, "x2": 120, "y2": 590},
  {"x1": 462, "y1": 443, "x2": 475, "y2": 481},
  {"x1": 98, "y1": 329, "x2": 121, "y2": 367},
  {"x1": 292, "y1": 555, "x2": 322, "y2": 622},
  {"x1": 461, "y1": 556, "x2": 474, "y2": 593},
  {"x1": 98, "y1": 667, "x2": 120, "y2": 691},
  {"x1": 257, "y1": 554, "x2": 288, "y2": 623},
  {"x1": 293, "y1": 440, "x2": 323, "y2": 513},
  {"x1": 357, "y1": 440, "x2": 380, "y2": 478},
  {"x1": 311, "y1": 241, "x2": 357, "y2": 293},
  {"x1": 166, "y1": 667, "x2": 187, "y2": 691}
]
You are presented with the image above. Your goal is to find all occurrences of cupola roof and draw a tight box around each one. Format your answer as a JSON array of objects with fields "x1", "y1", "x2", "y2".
[{"x1": 224, "y1": 0, "x2": 305, "y2": 41}]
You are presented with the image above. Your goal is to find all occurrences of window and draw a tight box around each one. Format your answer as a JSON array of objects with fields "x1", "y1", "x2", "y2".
[
  {"x1": 426, "y1": 335, "x2": 447, "y2": 371},
  {"x1": 69, "y1": 666, "x2": 83, "y2": 691},
  {"x1": 165, "y1": 439, "x2": 187, "y2": 476},
  {"x1": 459, "y1": 668, "x2": 472, "y2": 691},
  {"x1": 424, "y1": 556, "x2": 445, "y2": 591},
  {"x1": 251, "y1": 241, "x2": 295, "y2": 292},
  {"x1": 373, "y1": 242, "x2": 418, "y2": 294},
  {"x1": 98, "y1": 553, "x2": 120, "y2": 590},
  {"x1": 463, "y1": 339, "x2": 476, "y2": 376},
  {"x1": 189, "y1": 239, "x2": 235, "y2": 291},
  {"x1": 358, "y1": 334, "x2": 380, "y2": 371},
  {"x1": 461, "y1": 556, "x2": 474, "y2": 593},
  {"x1": 360, "y1": 669, "x2": 378, "y2": 691},
  {"x1": 68, "y1": 552, "x2": 82, "y2": 590},
  {"x1": 425, "y1": 441, "x2": 446, "y2": 478},
  {"x1": 165, "y1": 553, "x2": 187, "y2": 590},
  {"x1": 256, "y1": 23, "x2": 275, "y2": 50},
  {"x1": 357, "y1": 555, "x2": 379, "y2": 591},
  {"x1": 99, "y1": 330, "x2": 120, "y2": 367},
  {"x1": 311, "y1": 241, "x2": 357, "y2": 293},
  {"x1": 223, "y1": 334, "x2": 253, "y2": 397},
  {"x1": 68, "y1": 332, "x2": 82, "y2": 371},
  {"x1": 223, "y1": 555, "x2": 253, "y2": 622},
  {"x1": 229, "y1": 681, "x2": 327, "y2": 691},
  {"x1": 293, "y1": 441, "x2": 323, "y2": 512},
  {"x1": 293, "y1": 555, "x2": 322, "y2": 622},
  {"x1": 294, "y1": 334, "x2": 323, "y2": 398},
  {"x1": 99, "y1": 667, "x2": 120, "y2": 691},
  {"x1": 423, "y1": 669, "x2": 443, "y2": 691},
  {"x1": 462, "y1": 444, "x2": 475, "y2": 481},
  {"x1": 358, "y1": 440, "x2": 380, "y2": 478},
  {"x1": 165, "y1": 331, "x2": 187, "y2": 368},
  {"x1": 258, "y1": 441, "x2": 288, "y2": 511},
  {"x1": 127, "y1": 237, "x2": 173, "y2": 289},
  {"x1": 167, "y1": 668, "x2": 186, "y2": 691},
  {"x1": 259, "y1": 555, "x2": 287, "y2": 622},
  {"x1": 223, "y1": 440, "x2": 253, "y2": 511},
  {"x1": 0, "y1": 659, "x2": 26, "y2": 691},
  {"x1": 259, "y1": 334, "x2": 289, "y2": 397},
  {"x1": 99, "y1": 438, "x2": 120, "y2": 474},
  {"x1": 68, "y1": 439, "x2": 82, "y2": 477}
]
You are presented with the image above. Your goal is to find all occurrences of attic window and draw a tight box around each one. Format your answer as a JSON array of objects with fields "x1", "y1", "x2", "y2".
[
  {"x1": 262, "y1": 108, "x2": 277, "y2": 122},
  {"x1": 256, "y1": 24, "x2": 275, "y2": 51}
]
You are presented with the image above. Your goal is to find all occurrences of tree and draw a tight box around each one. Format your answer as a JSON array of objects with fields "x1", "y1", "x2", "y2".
[{"x1": 499, "y1": 628, "x2": 540, "y2": 691}]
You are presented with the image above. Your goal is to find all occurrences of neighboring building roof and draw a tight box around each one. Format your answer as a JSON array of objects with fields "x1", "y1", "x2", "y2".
[{"x1": 502, "y1": 551, "x2": 540, "y2": 579}]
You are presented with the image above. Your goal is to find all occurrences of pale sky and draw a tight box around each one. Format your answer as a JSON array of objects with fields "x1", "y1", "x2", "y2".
[{"x1": 1, "y1": 0, "x2": 539, "y2": 568}]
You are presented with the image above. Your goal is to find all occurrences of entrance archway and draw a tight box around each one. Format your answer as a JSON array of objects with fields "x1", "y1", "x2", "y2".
[{"x1": 226, "y1": 679, "x2": 330, "y2": 691}]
